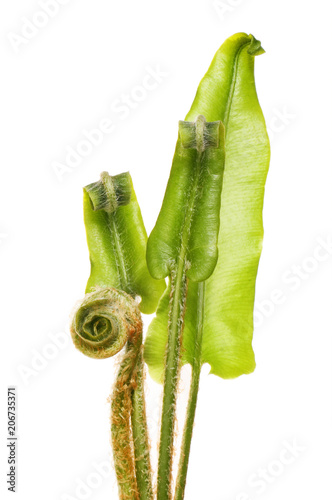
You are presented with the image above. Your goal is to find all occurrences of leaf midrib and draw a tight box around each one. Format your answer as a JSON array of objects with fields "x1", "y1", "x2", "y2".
[
  {"x1": 109, "y1": 213, "x2": 129, "y2": 293},
  {"x1": 223, "y1": 41, "x2": 251, "y2": 137}
]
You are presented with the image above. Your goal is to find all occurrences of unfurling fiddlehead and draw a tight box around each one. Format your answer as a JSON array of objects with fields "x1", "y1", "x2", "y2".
[
  {"x1": 70, "y1": 171, "x2": 165, "y2": 500},
  {"x1": 71, "y1": 287, "x2": 143, "y2": 499}
]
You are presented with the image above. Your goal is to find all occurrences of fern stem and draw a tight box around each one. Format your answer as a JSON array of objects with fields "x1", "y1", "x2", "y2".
[
  {"x1": 174, "y1": 281, "x2": 204, "y2": 500},
  {"x1": 111, "y1": 338, "x2": 139, "y2": 500},
  {"x1": 157, "y1": 265, "x2": 188, "y2": 499},
  {"x1": 157, "y1": 156, "x2": 201, "y2": 499},
  {"x1": 131, "y1": 345, "x2": 154, "y2": 499},
  {"x1": 156, "y1": 116, "x2": 219, "y2": 499}
]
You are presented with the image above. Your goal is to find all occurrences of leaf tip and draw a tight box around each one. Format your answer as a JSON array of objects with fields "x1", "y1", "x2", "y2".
[
  {"x1": 247, "y1": 34, "x2": 265, "y2": 56},
  {"x1": 84, "y1": 171, "x2": 132, "y2": 213}
]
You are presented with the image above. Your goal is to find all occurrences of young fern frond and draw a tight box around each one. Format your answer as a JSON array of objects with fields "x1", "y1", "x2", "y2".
[
  {"x1": 70, "y1": 172, "x2": 165, "y2": 500},
  {"x1": 145, "y1": 33, "x2": 270, "y2": 500},
  {"x1": 147, "y1": 116, "x2": 225, "y2": 499}
]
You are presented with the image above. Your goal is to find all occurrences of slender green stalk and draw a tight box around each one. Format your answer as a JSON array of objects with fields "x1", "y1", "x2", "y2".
[
  {"x1": 157, "y1": 265, "x2": 188, "y2": 499},
  {"x1": 157, "y1": 149, "x2": 202, "y2": 499},
  {"x1": 174, "y1": 281, "x2": 205, "y2": 500},
  {"x1": 131, "y1": 345, "x2": 154, "y2": 499},
  {"x1": 108, "y1": 198, "x2": 153, "y2": 498},
  {"x1": 107, "y1": 240, "x2": 152, "y2": 498}
]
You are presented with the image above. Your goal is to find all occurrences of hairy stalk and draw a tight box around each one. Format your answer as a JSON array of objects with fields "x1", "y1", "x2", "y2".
[
  {"x1": 108, "y1": 293, "x2": 152, "y2": 498},
  {"x1": 131, "y1": 346, "x2": 154, "y2": 499},
  {"x1": 71, "y1": 287, "x2": 145, "y2": 499},
  {"x1": 157, "y1": 149, "x2": 203, "y2": 499},
  {"x1": 158, "y1": 266, "x2": 188, "y2": 499},
  {"x1": 174, "y1": 281, "x2": 205, "y2": 500},
  {"x1": 109, "y1": 217, "x2": 152, "y2": 498},
  {"x1": 111, "y1": 337, "x2": 140, "y2": 500},
  {"x1": 156, "y1": 115, "x2": 224, "y2": 499},
  {"x1": 111, "y1": 323, "x2": 153, "y2": 500}
]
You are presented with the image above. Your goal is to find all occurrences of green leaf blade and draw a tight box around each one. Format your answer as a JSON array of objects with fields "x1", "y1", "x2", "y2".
[
  {"x1": 84, "y1": 190, "x2": 121, "y2": 291},
  {"x1": 84, "y1": 173, "x2": 165, "y2": 314},
  {"x1": 185, "y1": 33, "x2": 264, "y2": 123},
  {"x1": 146, "y1": 116, "x2": 225, "y2": 282},
  {"x1": 200, "y1": 33, "x2": 270, "y2": 379},
  {"x1": 186, "y1": 123, "x2": 225, "y2": 281},
  {"x1": 145, "y1": 32, "x2": 270, "y2": 382}
]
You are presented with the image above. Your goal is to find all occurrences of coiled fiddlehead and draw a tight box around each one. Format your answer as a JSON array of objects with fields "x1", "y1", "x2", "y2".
[
  {"x1": 71, "y1": 286, "x2": 142, "y2": 500},
  {"x1": 70, "y1": 287, "x2": 140, "y2": 360}
]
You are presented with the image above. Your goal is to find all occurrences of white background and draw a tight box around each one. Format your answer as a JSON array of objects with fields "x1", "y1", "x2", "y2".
[{"x1": 1, "y1": 1, "x2": 332, "y2": 499}]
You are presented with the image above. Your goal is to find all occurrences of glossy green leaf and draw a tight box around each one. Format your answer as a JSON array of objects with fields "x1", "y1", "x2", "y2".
[
  {"x1": 84, "y1": 171, "x2": 165, "y2": 314},
  {"x1": 147, "y1": 115, "x2": 225, "y2": 282},
  {"x1": 145, "y1": 33, "x2": 270, "y2": 381}
]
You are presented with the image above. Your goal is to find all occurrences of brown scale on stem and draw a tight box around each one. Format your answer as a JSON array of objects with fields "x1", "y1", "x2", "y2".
[{"x1": 111, "y1": 332, "x2": 142, "y2": 500}]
